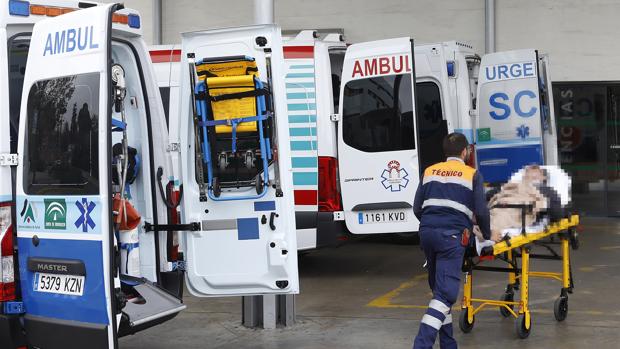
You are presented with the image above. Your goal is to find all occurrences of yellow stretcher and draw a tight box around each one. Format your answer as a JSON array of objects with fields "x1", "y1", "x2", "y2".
[{"x1": 459, "y1": 212, "x2": 580, "y2": 339}]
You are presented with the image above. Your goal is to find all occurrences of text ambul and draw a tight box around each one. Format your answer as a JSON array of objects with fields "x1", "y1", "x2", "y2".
[
  {"x1": 43, "y1": 25, "x2": 99, "y2": 56},
  {"x1": 352, "y1": 55, "x2": 412, "y2": 78}
]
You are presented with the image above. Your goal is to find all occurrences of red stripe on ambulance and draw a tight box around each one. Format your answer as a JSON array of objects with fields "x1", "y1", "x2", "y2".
[
  {"x1": 284, "y1": 46, "x2": 314, "y2": 59},
  {"x1": 149, "y1": 49, "x2": 181, "y2": 63},
  {"x1": 352, "y1": 55, "x2": 411, "y2": 78},
  {"x1": 294, "y1": 190, "x2": 318, "y2": 205}
]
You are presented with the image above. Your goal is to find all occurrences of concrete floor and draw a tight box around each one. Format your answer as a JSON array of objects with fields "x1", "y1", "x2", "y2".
[{"x1": 120, "y1": 217, "x2": 620, "y2": 348}]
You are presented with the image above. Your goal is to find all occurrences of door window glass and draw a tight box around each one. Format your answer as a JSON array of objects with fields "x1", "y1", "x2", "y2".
[
  {"x1": 417, "y1": 82, "x2": 447, "y2": 171},
  {"x1": 328, "y1": 49, "x2": 345, "y2": 111},
  {"x1": 159, "y1": 86, "x2": 170, "y2": 127},
  {"x1": 8, "y1": 34, "x2": 31, "y2": 153},
  {"x1": 342, "y1": 73, "x2": 415, "y2": 152},
  {"x1": 24, "y1": 73, "x2": 100, "y2": 195}
]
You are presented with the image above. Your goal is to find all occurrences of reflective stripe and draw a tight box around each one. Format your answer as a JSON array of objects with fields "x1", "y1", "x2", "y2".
[
  {"x1": 421, "y1": 314, "x2": 443, "y2": 330},
  {"x1": 443, "y1": 313, "x2": 452, "y2": 325},
  {"x1": 422, "y1": 175, "x2": 473, "y2": 190},
  {"x1": 422, "y1": 198, "x2": 474, "y2": 219},
  {"x1": 429, "y1": 299, "x2": 450, "y2": 314}
]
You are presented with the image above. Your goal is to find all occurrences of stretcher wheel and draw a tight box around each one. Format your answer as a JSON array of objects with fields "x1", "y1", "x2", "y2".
[
  {"x1": 255, "y1": 176, "x2": 264, "y2": 195},
  {"x1": 212, "y1": 177, "x2": 221, "y2": 198},
  {"x1": 499, "y1": 292, "x2": 514, "y2": 318},
  {"x1": 554, "y1": 296, "x2": 568, "y2": 321},
  {"x1": 459, "y1": 308, "x2": 474, "y2": 333},
  {"x1": 516, "y1": 314, "x2": 531, "y2": 339}
]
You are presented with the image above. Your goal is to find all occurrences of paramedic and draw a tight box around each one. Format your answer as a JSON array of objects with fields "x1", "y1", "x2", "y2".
[{"x1": 412, "y1": 133, "x2": 491, "y2": 349}]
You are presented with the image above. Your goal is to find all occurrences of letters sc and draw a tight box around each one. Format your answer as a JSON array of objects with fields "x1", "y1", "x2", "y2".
[{"x1": 485, "y1": 62, "x2": 538, "y2": 121}]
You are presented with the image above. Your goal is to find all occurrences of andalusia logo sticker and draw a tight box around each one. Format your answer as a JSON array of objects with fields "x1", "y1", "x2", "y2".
[
  {"x1": 20, "y1": 199, "x2": 36, "y2": 224},
  {"x1": 44, "y1": 199, "x2": 66, "y2": 230}
]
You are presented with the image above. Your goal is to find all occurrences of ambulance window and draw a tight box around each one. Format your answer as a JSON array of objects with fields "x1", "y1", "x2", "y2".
[
  {"x1": 159, "y1": 87, "x2": 170, "y2": 126},
  {"x1": 416, "y1": 82, "x2": 448, "y2": 172},
  {"x1": 329, "y1": 49, "x2": 345, "y2": 111},
  {"x1": 342, "y1": 73, "x2": 415, "y2": 152},
  {"x1": 24, "y1": 73, "x2": 100, "y2": 195},
  {"x1": 7, "y1": 34, "x2": 31, "y2": 153}
]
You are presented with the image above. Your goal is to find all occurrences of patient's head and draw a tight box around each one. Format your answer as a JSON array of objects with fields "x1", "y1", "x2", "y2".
[{"x1": 522, "y1": 165, "x2": 547, "y2": 185}]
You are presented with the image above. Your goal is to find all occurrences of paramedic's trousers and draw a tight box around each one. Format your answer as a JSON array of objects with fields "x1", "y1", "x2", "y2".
[{"x1": 413, "y1": 227, "x2": 465, "y2": 349}]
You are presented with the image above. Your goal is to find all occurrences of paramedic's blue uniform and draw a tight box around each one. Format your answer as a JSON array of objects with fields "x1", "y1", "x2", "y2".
[{"x1": 412, "y1": 157, "x2": 491, "y2": 349}]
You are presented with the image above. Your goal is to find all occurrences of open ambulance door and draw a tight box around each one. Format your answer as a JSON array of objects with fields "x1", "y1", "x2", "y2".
[
  {"x1": 178, "y1": 25, "x2": 299, "y2": 296},
  {"x1": 336, "y1": 38, "x2": 419, "y2": 234},
  {"x1": 475, "y1": 49, "x2": 552, "y2": 184},
  {"x1": 15, "y1": 4, "x2": 122, "y2": 349}
]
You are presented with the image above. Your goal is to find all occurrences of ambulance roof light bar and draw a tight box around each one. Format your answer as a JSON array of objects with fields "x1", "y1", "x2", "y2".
[{"x1": 8, "y1": 0, "x2": 141, "y2": 28}]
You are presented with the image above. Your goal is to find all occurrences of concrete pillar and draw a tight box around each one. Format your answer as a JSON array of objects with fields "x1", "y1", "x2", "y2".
[
  {"x1": 253, "y1": 0, "x2": 274, "y2": 25},
  {"x1": 152, "y1": 0, "x2": 162, "y2": 44},
  {"x1": 485, "y1": 0, "x2": 495, "y2": 53}
]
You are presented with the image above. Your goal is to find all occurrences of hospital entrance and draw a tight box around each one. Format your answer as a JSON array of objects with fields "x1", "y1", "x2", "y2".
[{"x1": 554, "y1": 83, "x2": 620, "y2": 216}]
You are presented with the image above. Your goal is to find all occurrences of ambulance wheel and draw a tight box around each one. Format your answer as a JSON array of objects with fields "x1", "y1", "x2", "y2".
[
  {"x1": 459, "y1": 308, "x2": 475, "y2": 333},
  {"x1": 499, "y1": 292, "x2": 514, "y2": 318},
  {"x1": 212, "y1": 177, "x2": 221, "y2": 198},
  {"x1": 255, "y1": 176, "x2": 264, "y2": 195},
  {"x1": 516, "y1": 314, "x2": 531, "y2": 339},
  {"x1": 554, "y1": 296, "x2": 568, "y2": 322}
]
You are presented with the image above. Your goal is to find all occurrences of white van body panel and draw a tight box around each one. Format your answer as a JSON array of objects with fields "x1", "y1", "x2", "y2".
[{"x1": 177, "y1": 25, "x2": 300, "y2": 296}]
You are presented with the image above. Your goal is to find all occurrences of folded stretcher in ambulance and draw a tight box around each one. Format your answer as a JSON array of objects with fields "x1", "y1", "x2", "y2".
[{"x1": 191, "y1": 56, "x2": 273, "y2": 200}]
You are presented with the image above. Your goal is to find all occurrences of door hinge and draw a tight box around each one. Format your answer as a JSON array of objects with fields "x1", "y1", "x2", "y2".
[
  {"x1": 469, "y1": 109, "x2": 477, "y2": 117},
  {"x1": 167, "y1": 143, "x2": 181, "y2": 152},
  {"x1": 330, "y1": 113, "x2": 340, "y2": 122},
  {"x1": 0, "y1": 153, "x2": 18, "y2": 167},
  {"x1": 144, "y1": 222, "x2": 201, "y2": 232}
]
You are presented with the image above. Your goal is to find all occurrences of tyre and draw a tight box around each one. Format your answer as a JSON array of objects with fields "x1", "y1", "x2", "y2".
[
  {"x1": 499, "y1": 292, "x2": 514, "y2": 318},
  {"x1": 516, "y1": 314, "x2": 531, "y2": 339},
  {"x1": 554, "y1": 296, "x2": 568, "y2": 321},
  {"x1": 255, "y1": 176, "x2": 264, "y2": 195},
  {"x1": 459, "y1": 308, "x2": 475, "y2": 333},
  {"x1": 212, "y1": 177, "x2": 221, "y2": 198}
]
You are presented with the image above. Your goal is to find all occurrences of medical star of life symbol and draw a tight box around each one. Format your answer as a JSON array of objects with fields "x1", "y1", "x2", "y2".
[
  {"x1": 516, "y1": 124, "x2": 530, "y2": 139},
  {"x1": 381, "y1": 160, "x2": 410, "y2": 192},
  {"x1": 75, "y1": 198, "x2": 96, "y2": 233}
]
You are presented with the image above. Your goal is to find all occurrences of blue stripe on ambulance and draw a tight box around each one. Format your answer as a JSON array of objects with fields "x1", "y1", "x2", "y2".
[{"x1": 17, "y1": 237, "x2": 109, "y2": 325}]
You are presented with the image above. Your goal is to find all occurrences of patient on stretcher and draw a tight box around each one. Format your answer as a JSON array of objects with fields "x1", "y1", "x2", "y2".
[{"x1": 473, "y1": 165, "x2": 569, "y2": 254}]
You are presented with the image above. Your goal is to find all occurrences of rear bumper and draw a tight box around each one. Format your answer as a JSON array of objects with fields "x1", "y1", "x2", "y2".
[
  {"x1": 316, "y1": 211, "x2": 347, "y2": 247},
  {"x1": 0, "y1": 313, "x2": 26, "y2": 349},
  {"x1": 295, "y1": 211, "x2": 347, "y2": 249},
  {"x1": 24, "y1": 314, "x2": 109, "y2": 349}
]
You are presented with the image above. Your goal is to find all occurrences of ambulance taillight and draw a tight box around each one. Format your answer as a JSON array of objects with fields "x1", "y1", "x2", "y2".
[
  {"x1": 0, "y1": 204, "x2": 16, "y2": 302},
  {"x1": 318, "y1": 157, "x2": 342, "y2": 212}
]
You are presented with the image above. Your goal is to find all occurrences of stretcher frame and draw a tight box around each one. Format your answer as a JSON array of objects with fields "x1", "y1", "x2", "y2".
[{"x1": 459, "y1": 208, "x2": 580, "y2": 339}]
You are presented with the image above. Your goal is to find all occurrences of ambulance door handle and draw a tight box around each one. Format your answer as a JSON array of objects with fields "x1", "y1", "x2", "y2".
[{"x1": 269, "y1": 212, "x2": 279, "y2": 231}]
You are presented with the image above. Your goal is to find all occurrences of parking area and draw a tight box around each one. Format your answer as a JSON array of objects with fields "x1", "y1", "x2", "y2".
[{"x1": 120, "y1": 217, "x2": 620, "y2": 348}]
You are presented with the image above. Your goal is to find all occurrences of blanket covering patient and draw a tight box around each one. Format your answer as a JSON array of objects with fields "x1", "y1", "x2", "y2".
[{"x1": 474, "y1": 165, "x2": 564, "y2": 242}]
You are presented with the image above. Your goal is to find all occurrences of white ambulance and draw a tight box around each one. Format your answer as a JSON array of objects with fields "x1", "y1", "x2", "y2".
[
  {"x1": 151, "y1": 31, "x2": 557, "y2": 251},
  {"x1": 0, "y1": 2, "x2": 301, "y2": 348}
]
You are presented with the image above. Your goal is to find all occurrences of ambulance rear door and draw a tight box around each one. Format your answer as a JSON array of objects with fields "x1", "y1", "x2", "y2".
[
  {"x1": 15, "y1": 4, "x2": 122, "y2": 348},
  {"x1": 336, "y1": 38, "x2": 419, "y2": 234},
  {"x1": 475, "y1": 49, "x2": 548, "y2": 184},
  {"x1": 178, "y1": 25, "x2": 299, "y2": 296}
]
